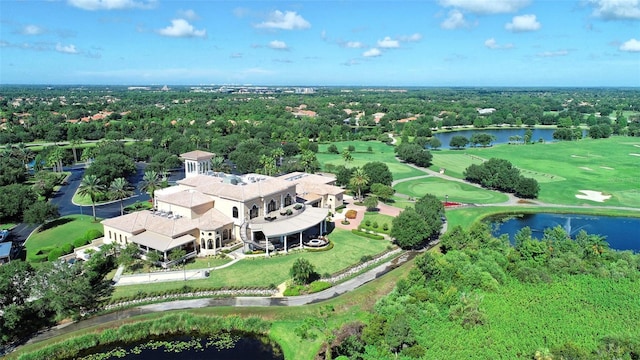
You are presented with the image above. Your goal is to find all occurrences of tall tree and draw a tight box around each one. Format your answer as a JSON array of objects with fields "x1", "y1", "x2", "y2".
[
  {"x1": 77, "y1": 174, "x2": 105, "y2": 221},
  {"x1": 139, "y1": 170, "x2": 161, "y2": 207},
  {"x1": 349, "y1": 168, "x2": 370, "y2": 201},
  {"x1": 108, "y1": 177, "x2": 134, "y2": 216}
]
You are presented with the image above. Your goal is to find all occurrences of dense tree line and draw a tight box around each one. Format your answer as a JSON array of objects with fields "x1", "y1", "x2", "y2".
[
  {"x1": 0, "y1": 245, "x2": 115, "y2": 346},
  {"x1": 322, "y1": 223, "x2": 640, "y2": 359},
  {"x1": 390, "y1": 194, "x2": 444, "y2": 249},
  {"x1": 464, "y1": 158, "x2": 540, "y2": 198}
]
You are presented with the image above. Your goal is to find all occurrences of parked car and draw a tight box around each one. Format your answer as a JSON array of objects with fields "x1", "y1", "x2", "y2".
[{"x1": 0, "y1": 229, "x2": 10, "y2": 242}]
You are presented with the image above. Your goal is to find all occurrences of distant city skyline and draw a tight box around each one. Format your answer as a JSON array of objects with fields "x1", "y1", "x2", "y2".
[{"x1": 1, "y1": 0, "x2": 639, "y2": 87}]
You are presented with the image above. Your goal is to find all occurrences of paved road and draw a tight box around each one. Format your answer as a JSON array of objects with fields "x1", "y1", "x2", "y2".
[{"x1": 10, "y1": 164, "x2": 185, "y2": 246}]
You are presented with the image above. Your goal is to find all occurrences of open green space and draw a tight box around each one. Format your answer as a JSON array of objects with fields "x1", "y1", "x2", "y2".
[
  {"x1": 317, "y1": 141, "x2": 426, "y2": 181},
  {"x1": 433, "y1": 137, "x2": 640, "y2": 207},
  {"x1": 360, "y1": 212, "x2": 394, "y2": 234},
  {"x1": 415, "y1": 275, "x2": 640, "y2": 359},
  {"x1": 394, "y1": 176, "x2": 509, "y2": 204},
  {"x1": 8, "y1": 253, "x2": 415, "y2": 360},
  {"x1": 25, "y1": 215, "x2": 103, "y2": 262},
  {"x1": 111, "y1": 228, "x2": 391, "y2": 300},
  {"x1": 1, "y1": 223, "x2": 15, "y2": 230}
]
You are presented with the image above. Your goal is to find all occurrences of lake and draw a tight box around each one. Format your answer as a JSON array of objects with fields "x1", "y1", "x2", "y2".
[
  {"x1": 432, "y1": 128, "x2": 585, "y2": 149},
  {"x1": 80, "y1": 334, "x2": 283, "y2": 360},
  {"x1": 490, "y1": 213, "x2": 640, "y2": 252}
]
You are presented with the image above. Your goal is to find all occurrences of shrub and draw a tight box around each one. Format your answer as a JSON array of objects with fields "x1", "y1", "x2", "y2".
[
  {"x1": 365, "y1": 219, "x2": 371, "y2": 227},
  {"x1": 73, "y1": 237, "x2": 90, "y2": 248},
  {"x1": 284, "y1": 285, "x2": 302, "y2": 296},
  {"x1": 293, "y1": 203, "x2": 303, "y2": 210},
  {"x1": 372, "y1": 221, "x2": 379, "y2": 229},
  {"x1": 84, "y1": 229, "x2": 103, "y2": 241},
  {"x1": 48, "y1": 248, "x2": 63, "y2": 261},
  {"x1": 360, "y1": 255, "x2": 373, "y2": 262},
  {"x1": 335, "y1": 204, "x2": 346, "y2": 212},
  {"x1": 308, "y1": 281, "x2": 332, "y2": 293},
  {"x1": 382, "y1": 223, "x2": 389, "y2": 231},
  {"x1": 341, "y1": 220, "x2": 350, "y2": 225},
  {"x1": 345, "y1": 209, "x2": 357, "y2": 219},
  {"x1": 351, "y1": 229, "x2": 384, "y2": 240},
  {"x1": 61, "y1": 243, "x2": 74, "y2": 255},
  {"x1": 348, "y1": 145, "x2": 356, "y2": 151}
]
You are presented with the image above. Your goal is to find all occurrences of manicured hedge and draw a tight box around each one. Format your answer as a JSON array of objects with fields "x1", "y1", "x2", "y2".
[{"x1": 351, "y1": 229, "x2": 385, "y2": 240}]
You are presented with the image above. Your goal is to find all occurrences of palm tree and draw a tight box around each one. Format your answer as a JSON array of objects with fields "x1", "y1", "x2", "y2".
[
  {"x1": 139, "y1": 170, "x2": 161, "y2": 207},
  {"x1": 77, "y1": 174, "x2": 106, "y2": 221},
  {"x1": 70, "y1": 138, "x2": 83, "y2": 163},
  {"x1": 210, "y1": 155, "x2": 226, "y2": 172},
  {"x1": 349, "y1": 168, "x2": 370, "y2": 201},
  {"x1": 47, "y1": 146, "x2": 65, "y2": 173},
  {"x1": 108, "y1": 177, "x2": 134, "y2": 216}
]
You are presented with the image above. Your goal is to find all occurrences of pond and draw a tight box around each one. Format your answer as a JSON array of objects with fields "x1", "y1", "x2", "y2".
[
  {"x1": 490, "y1": 213, "x2": 640, "y2": 252},
  {"x1": 79, "y1": 334, "x2": 283, "y2": 360},
  {"x1": 432, "y1": 128, "x2": 585, "y2": 149}
]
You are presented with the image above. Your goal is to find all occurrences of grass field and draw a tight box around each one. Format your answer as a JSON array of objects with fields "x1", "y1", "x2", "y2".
[
  {"x1": 433, "y1": 137, "x2": 640, "y2": 207},
  {"x1": 394, "y1": 176, "x2": 509, "y2": 204},
  {"x1": 25, "y1": 215, "x2": 103, "y2": 262},
  {"x1": 361, "y1": 212, "x2": 394, "y2": 234},
  {"x1": 112, "y1": 228, "x2": 391, "y2": 300},
  {"x1": 317, "y1": 141, "x2": 426, "y2": 181},
  {"x1": 420, "y1": 275, "x2": 640, "y2": 359}
]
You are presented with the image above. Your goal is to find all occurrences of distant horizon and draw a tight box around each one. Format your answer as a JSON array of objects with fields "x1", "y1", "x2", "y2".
[
  {"x1": 1, "y1": 84, "x2": 639, "y2": 89},
  {"x1": 2, "y1": 1, "x2": 639, "y2": 87}
]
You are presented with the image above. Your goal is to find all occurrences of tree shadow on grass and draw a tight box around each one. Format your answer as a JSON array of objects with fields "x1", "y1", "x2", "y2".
[{"x1": 40, "y1": 217, "x2": 73, "y2": 232}]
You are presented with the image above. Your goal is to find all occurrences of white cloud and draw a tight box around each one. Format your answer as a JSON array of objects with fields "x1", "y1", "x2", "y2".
[
  {"x1": 230, "y1": 52, "x2": 243, "y2": 58},
  {"x1": 55, "y1": 43, "x2": 79, "y2": 54},
  {"x1": 620, "y1": 38, "x2": 640, "y2": 52},
  {"x1": 177, "y1": 9, "x2": 199, "y2": 21},
  {"x1": 441, "y1": 10, "x2": 468, "y2": 29},
  {"x1": 484, "y1": 38, "x2": 514, "y2": 49},
  {"x1": 587, "y1": 0, "x2": 640, "y2": 20},
  {"x1": 255, "y1": 10, "x2": 311, "y2": 30},
  {"x1": 268, "y1": 40, "x2": 288, "y2": 50},
  {"x1": 398, "y1": 33, "x2": 423, "y2": 42},
  {"x1": 363, "y1": 48, "x2": 382, "y2": 57},
  {"x1": 537, "y1": 50, "x2": 569, "y2": 57},
  {"x1": 67, "y1": 0, "x2": 156, "y2": 11},
  {"x1": 158, "y1": 19, "x2": 206, "y2": 38},
  {"x1": 505, "y1": 14, "x2": 541, "y2": 32},
  {"x1": 21, "y1": 25, "x2": 45, "y2": 35},
  {"x1": 439, "y1": 0, "x2": 530, "y2": 14},
  {"x1": 377, "y1": 36, "x2": 400, "y2": 48},
  {"x1": 345, "y1": 41, "x2": 365, "y2": 48}
]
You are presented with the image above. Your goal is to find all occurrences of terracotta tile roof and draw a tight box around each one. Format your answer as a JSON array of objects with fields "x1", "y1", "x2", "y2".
[
  {"x1": 180, "y1": 150, "x2": 215, "y2": 161},
  {"x1": 156, "y1": 189, "x2": 213, "y2": 208}
]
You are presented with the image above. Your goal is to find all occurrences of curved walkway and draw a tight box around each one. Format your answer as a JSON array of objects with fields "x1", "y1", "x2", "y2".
[{"x1": 24, "y1": 249, "x2": 422, "y2": 344}]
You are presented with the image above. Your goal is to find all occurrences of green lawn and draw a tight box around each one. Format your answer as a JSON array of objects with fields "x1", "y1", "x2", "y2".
[
  {"x1": 1, "y1": 223, "x2": 16, "y2": 230},
  {"x1": 433, "y1": 137, "x2": 640, "y2": 207},
  {"x1": 430, "y1": 152, "x2": 485, "y2": 178},
  {"x1": 25, "y1": 215, "x2": 103, "y2": 262},
  {"x1": 317, "y1": 141, "x2": 426, "y2": 181},
  {"x1": 361, "y1": 212, "x2": 394, "y2": 234},
  {"x1": 394, "y1": 176, "x2": 509, "y2": 204},
  {"x1": 111, "y1": 228, "x2": 391, "y2": 300}
]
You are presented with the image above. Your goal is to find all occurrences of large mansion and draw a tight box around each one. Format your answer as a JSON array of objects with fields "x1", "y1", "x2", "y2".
[{"x1": 102, "y1": 150, "x2": 344, "y2": 266}]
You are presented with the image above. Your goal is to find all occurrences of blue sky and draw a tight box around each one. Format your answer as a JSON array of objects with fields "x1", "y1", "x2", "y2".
[{"x1": 1, "y1": 0, "x2": 639, "y2": 86}]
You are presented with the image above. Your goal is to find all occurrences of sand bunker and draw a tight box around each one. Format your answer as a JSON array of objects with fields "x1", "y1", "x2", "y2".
[
  {"x1": 575, "y1": 190, "x2": 611, "y2": 202},
  {"x1": 634, "y1": 144, "x2": 640, "y2": 148},
  {"x1": 579, "y1": 167, "x2": 592, "y2": 171},
  {"x1": 600, "y1": 166, "x2": 614, "y2": 170},
  {"x1": 630, "y1": 153, "x2": 640, "y2": 157},
  {"x1": 571, "y1": 155, "x2": 586, "y2": 158}
]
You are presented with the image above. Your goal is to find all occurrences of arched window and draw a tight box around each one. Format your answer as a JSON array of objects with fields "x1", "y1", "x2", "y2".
[
  {"x1": 232, "y1": 206, "x2": 239, "y2": 218},
  {"x1": 250, "y1": 205, "x2": 259, "y2": 219},
  {"x1": 207, "y1": 239, "x2": 213, "y2": 248},
  {"x1": 284, "y1": 194, "x2": 292, "y2": 207},
  {"x1": 268, "y1": 199, "x2": 277, "y2": 213},
  {"x1": 201, "y1": 239, "x2": 205, "y2": 249}
]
